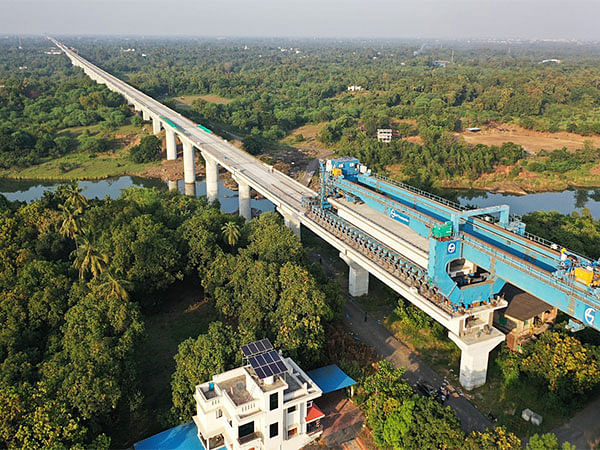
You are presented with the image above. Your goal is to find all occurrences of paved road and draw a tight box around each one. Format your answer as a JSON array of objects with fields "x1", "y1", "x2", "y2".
[{"x1": 343, "y1": 299, "x2": 491, "y2": 433}]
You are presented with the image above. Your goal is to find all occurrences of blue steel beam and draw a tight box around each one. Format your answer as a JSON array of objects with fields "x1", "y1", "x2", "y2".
[
  {"x1": 319, "y1": 157, "x2": 600, "y2": 331},
  {"x1": 356, "y1": 172, "x2": 582, "y2": 273}
]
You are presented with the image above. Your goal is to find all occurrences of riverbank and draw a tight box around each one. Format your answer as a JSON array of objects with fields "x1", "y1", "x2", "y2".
[
  {"x1": 0, "y1": 147, "x2": 160, "y2": 181},
  {"x1": 386, "y1": 163, "x2": 600, "y2": 196}
]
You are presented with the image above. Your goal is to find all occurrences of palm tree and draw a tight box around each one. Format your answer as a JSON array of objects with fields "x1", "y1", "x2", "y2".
[
  {"x1": 72, "y1": 233, "x2": 108, "y2": 280},
  {"x1": 58, "y1": 204, "x2": 81, "y2": 241},
  {"x1": 221, "y1": 221, "x2": 241, "y2": 246},
  {"x1": 65, "y1": 181, "x2": 88, "y2": 214},
  {"x1": 98, "y1": 271, "x2": 132, "y2": 301}
]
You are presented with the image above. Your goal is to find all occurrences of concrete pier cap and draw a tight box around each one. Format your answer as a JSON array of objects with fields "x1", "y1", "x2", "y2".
[{"x1": 449, "y1": 329, "x2": 505, "y2": 390}]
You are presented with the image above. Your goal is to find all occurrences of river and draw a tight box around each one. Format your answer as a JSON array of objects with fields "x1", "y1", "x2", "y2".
[
  {"x1": 0, "y1": 176, "x2": 275, "y2": 214},
  {"x1": 455, "y1": 188, "x2": 600, "y2": 218},
  {"x1": 1, "y1": 177, "x2": 599, "y2": 219}
]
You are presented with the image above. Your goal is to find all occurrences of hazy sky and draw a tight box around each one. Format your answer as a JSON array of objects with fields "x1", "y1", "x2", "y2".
[{"x1": 2, "y1": 0, "x2": 600, "y2": 40}]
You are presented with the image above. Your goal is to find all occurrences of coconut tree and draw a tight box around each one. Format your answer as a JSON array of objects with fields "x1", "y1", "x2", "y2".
[
  {"x1": 58, "y1": 203, "x2": 81, "y2": 241},
  {"x1": 98, "y1": 271, "x2": 132, "y2": 301},
  {"x1": 221, "y1": 221, "x2": 241, "y2": 247},
  {"x1": 72, "y1": 233, "x2": 108, "y2": 280},
  {"x1": 65, "y1": 181, "x2": 88, "y2": 214}
]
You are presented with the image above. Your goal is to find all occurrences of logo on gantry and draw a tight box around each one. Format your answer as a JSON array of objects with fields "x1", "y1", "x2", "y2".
[
  {"x1": 447, "y1": 242, "x2": 457, "y2": 254},
  {"x1": 584, "y1": 307, "x2": 596, "y2": 326}
]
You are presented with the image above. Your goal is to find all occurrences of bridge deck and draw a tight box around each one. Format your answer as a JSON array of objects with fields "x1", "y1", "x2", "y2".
[{"x1": 334, "y1": 197, "x2": 430, "y2": 254}]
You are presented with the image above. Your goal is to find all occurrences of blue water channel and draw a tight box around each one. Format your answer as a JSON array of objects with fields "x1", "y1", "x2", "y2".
[{"x1": 0, "y1": 176, "x2": 275, "y2": 215}]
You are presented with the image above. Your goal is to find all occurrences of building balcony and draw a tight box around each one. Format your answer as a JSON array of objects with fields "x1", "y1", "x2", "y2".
[
  {"x1": 238, "y1": 431, "x2": 263, "y2": 447},
  {"x1": 307, "y1": 425, "x2": 323, "y2": 436},
  {"x1": 195, "y1": 386, "x2": 222, "y2": 410}
]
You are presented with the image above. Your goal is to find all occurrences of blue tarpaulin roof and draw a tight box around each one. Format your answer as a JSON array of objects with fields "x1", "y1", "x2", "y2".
[
  {"x1": 134, "y1": 422, "x2": 206, "y2": 450},
  {"x1": 307, "y1": 364, "x2": 356, "y2": 394}
]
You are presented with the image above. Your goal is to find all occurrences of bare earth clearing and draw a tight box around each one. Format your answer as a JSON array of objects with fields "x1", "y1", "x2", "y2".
[{"x1": 454, "y1": 122, "x2": 600, "y2": 153}]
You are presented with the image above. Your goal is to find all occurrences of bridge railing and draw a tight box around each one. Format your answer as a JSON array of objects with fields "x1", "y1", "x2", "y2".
[
  {"x1": 375, "y1": 174, "x2": 595, "y2": 262},
  {"x1": 375, "y1": 174, "x2": 467, "y2": 212}
]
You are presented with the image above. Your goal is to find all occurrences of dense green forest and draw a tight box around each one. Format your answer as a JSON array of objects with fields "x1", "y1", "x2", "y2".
[
  {"x1": 2, "y1": 36, "x2": 600, "y2": 449},
  {"x1": 54, "y1": 36, "x2": 600, "y2": 188},
  {"x1": 0, "y1": 37, "x2": 148, "y2": 172},
  {"x1": 0, "y1": 186, "x2": 341, "y2": 448}
]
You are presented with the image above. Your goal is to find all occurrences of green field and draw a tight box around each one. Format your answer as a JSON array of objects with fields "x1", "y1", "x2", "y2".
[
  {"x1": 0, "y1": 146, "x2": 159, "y2": 180},
  {"x1": 0, "y1": 124, "x2": 159, "y2": 180}
]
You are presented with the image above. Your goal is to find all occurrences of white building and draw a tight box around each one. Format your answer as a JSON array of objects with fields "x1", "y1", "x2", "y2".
[
  {"x1": 377, "y1": 129, "x2": 393, "y2": 143},
  {"x1": 193, "y1": 352, "x2": 324, "y2": 450},
  {"x1": 347, "y1": 85, "x2": 363, "y2": 92}
]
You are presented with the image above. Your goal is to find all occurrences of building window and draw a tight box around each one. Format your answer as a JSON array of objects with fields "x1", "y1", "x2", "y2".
[
  {"x1": 270, "y1": 422, "x2": 279, "y2": 438},
  {"x1": 238, "y1": 421, "x2": 254, "y2": 439},
  {"x1": 287, "y1": 405, "x2": 296, "y2": 414},
  {"x1": 216, "y1": 409, "x2": 222, "y2": 418},
  {"x1": 269, "y1": 392, "x2": 278, "y2": 411},
  {"x1": 287, "y1": 427, "x2": 298, "y2": 438}
]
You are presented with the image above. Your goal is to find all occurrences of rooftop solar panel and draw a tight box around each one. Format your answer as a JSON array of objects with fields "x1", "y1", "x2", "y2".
[
  {"x1": 241, "y1": 338, "x2": 274, "y2": 357},
  {"x1": 249, "y1": 349, "x2": 288, "y2": 379}
]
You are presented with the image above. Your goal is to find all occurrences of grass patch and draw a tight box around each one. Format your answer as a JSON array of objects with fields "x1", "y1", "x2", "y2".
[
  {"x1": 0, "y1": 146, "x2": 159, "y2": 180},
  {"x1": 172, "y1": 94, "x2": 233, "y2": 108},
  {"x1": 385, "y1": 307, "x2": 461, "y2": 375},
  {"x1": 0, "y1": 123, "x2": 159, "y2": 181},
  {"x1": 130, "y1": 280, "x2": 216, "y2": 444}
]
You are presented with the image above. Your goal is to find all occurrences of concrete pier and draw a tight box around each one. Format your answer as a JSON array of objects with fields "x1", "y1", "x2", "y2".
[
  {"x1": 277, "y1": 208, "x2": 301, "y2": 237},
  {"x1": 449, "y1": 330, "x2": 504, "y2": 390},
  {"x1": 203, "y1": 153, "x2": 219, "y2": 203},
  {"x1": 168, "y1": 180, "x2": 178, "y2": 192},
  {"x1": 165, "y1": 129, "x2": 177, "y2": 160},
  {"x1": 184, "y1": 182, "x2": 196, "y2": 197},
  {"x1": 340, "y1": 253, "x2": 369, "y2": 296},
  {"x1": 183, "y1": 141, "x2": 196, "y2": 185},
  {"x1": 152, "y1": 117, "x2": 161, "y2": 134},
  {"x1": 237, "y1": 179, "x2": 251, "y2": 221},
  {"x1": 142, "y1": 110, "x2": 150, "y2": 121}
]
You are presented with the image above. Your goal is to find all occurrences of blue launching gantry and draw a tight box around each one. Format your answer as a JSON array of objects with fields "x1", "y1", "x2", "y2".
[{"x1": 314, "y1": 156, "x2": 600, "y2": 331}]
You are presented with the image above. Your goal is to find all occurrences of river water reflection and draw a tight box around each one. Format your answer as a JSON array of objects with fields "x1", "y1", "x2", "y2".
[
  {"x1": 454, "y1": 188, "x2": 600, "y2": 218},
  {"x1": 0, "y1": 176, "x2": 275, "y2": 214},
  {"x1": 2, "y1": 177, "x2": 599, "y2": 219}
]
